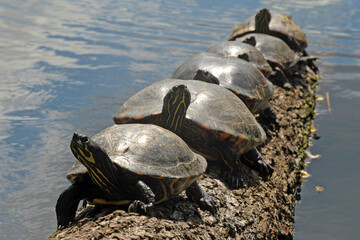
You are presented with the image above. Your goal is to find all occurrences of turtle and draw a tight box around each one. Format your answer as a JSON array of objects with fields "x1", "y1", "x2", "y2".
[
  {"x1": 237, "y1": 34, "x2": 300, "y2": 74},
  {"x1": 56, "y1": 124, "x2": 216, "y2": 227},
  {"x1": 228, "y1": 8, "x2": 319, "y2": 74},
  {"x1": 205, "y1": 38, "x2": 272, "y2": 78},
  {"x1": 113, "y1": 81, "x2": 274, "y2": 189},
  {"x1": 236, "y1": 34, "x2": 316, "y2": 88},
  {"x1": 228, "y1": 8, "x2": 307, "y2": 52},
  {"x1": 170, "y1": 52, "x2": 279, "y2": 130}
]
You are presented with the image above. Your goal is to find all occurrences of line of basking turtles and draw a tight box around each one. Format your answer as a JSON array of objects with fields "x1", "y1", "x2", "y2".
[{"x1": 55, "y1": 8, "x2": 317, "y2": 228}]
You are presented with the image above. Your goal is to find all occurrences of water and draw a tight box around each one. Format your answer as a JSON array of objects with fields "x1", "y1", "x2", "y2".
[{"x1": 0, "y1": 0, "x2": 359, "y2": 239}]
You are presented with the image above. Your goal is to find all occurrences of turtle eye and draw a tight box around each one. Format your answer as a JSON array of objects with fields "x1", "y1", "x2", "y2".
[{"x1": 79, "y1": 135, "x2": 89, "y2": 143}]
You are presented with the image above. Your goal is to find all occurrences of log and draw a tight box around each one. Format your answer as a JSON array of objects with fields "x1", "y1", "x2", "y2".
[{"x1": 47, "y1": 65, "x2": 320, "y2": 240}]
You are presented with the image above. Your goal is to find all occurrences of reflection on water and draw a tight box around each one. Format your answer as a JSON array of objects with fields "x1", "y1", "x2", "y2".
[
  {"x1": 260, "y1": 0, "x2": 341, "y2": 11},
  {"x1": 0, "y1": 0, "x2": 359, "y2": 239}
]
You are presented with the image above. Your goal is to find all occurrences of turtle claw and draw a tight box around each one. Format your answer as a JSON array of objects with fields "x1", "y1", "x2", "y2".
[
  {"x1": 198, "y1": 195, "x2": 217, "y2": 214},
  {"x1": 256, "y1": 159, "x2": 274, "y2": 180},
  {"x1": 222, "y1": 171, "x2": 245, "y2": 189},
  {"x1": 128, "y1": 200, "x2": 150, "y2": 214}
]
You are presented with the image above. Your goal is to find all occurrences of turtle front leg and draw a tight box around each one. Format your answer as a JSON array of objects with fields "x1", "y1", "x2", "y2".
[
  {"x1": 242, "y1": 148, "x2": 274, "y2": 180},
  {"x1": 302, "y1": 49, "x2": 319, "y2": 74},
  {"x1": 269, "y1": 67, "x2": 293, "y2": 89},
  {"x1": 128, "y1": 180, "x2": 156, "y2": 214},
  {"x1": 186, "y1": 181, "x2": 217, "y2": 213},
  {"x1": 56, "y1": 183, "x2": 87, "y2": 228},
  {"x1": 258, "y1": 106, "x2": 280, "y2": 131},
  {"x1": 207, "y1": 142, "x2": 245, "y2": 189}
]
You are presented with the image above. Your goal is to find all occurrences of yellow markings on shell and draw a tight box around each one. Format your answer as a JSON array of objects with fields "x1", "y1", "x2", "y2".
[
  {"x1": 190, "y1": 147, "x2": 216, "y2": 161},
  {"x1": 152, "y1": 176, "x2": 165, "y2": 179},
  {"x1": 255, "y1": 89, "x2": 261, "y2": 98},
  {"x1": 91, "y1": 198, "x2": 132, "y2": 205},
  {"x1": 169, "y1": 178, "x2": 180, "y2": 195},
  {"x1": 114, "y1": 116, "x2": 127, "y2": 123},
  {"x1": 232, "y1": 135, "x2": 245, "y2": 149},
  {"x1": 237, "y1": 139, "x2": 251, "y2": 154},
  {"x1": 177, "y1": 175, "x2": 191, "y2": 195},
  {"x1": 154, "y1": 180, "x2": 168, "y2": 204},
  {"x1": 220, "y1": 132, "x2": 230, "y2": 140},
  {"x1": 134, "y1": 116, "x2": 146, "y2": 120},
  {"x1": 199, "y1": 124, "x2": 210, "y2": 131}
]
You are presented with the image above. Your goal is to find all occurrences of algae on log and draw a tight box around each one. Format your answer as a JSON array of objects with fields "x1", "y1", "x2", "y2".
[{"x1": 48, "y1": 67, "x2": 319, "y2": 240}]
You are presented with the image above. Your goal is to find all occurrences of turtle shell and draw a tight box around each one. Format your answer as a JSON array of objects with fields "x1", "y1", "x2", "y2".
[
  {"x1": 67, "y1": 124, "x2": 206, "y2": 191},
  {"x1": 66, "y1": 159, "x2": 88, "y2": 184},
  {"x1": 206, "y1": 40, "x2": 272, "y2": 78},
  {"x1": 171, "y1": 52, "x2": 272, "y2": 114},
  {"x1": 113, "y1": 79, "x2": 266, "y2": 155},
  {"x1": 236, "y1": 33, "x2": 300, "y2": 73},
  {"x1": 228, "y1": 8, "x2": 307, "y2": 51}
]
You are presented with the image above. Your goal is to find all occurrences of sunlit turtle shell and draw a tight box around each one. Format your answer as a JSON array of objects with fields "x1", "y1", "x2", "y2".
[
  {"x1": 171, "y1": 52, "x2": 273, "y2": 114},
  {"x1": 228, "y1": 8, "x2": 307, "y2": 51},
  {"x1": 206, "y1": 40, "x2": 272, "y2": 78}
]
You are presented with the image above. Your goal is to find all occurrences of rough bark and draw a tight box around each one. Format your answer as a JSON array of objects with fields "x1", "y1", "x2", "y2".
[{"x1": 48, "y1": 65, "x2": 319, "y2": 240}]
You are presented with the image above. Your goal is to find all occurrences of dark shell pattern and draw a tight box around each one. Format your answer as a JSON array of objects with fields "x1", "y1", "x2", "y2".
[
  {"x1": 171, "y1": 52, "x2": 272, "y2": 114},
  {"x1": 113, "y1": 79, "x2": 266, "y2": 154},
  {"x1": 206, "y1": 40, "x2": 272, "y2": 78},
  {"x1": 67, "y1": 124, "x2": 207, "y2": 182}
]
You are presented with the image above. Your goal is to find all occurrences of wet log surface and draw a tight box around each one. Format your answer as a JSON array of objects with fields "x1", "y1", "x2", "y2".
[{"x1": 48, "y1": 66, "x2": 319, "y2": 240}]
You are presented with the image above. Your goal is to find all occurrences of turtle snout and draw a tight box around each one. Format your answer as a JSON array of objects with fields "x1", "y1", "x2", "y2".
[{"x1": 72, "y1": 132, "x2": 89, "y2": 143}]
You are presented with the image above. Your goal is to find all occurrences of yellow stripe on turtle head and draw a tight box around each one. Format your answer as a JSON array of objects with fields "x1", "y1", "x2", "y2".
[
  {"x1": 72, "y1": 144, "x2": 96, "y2": 164},
  {"x1": 166, "y1": 92, "x2": 188, "y2": 131}
]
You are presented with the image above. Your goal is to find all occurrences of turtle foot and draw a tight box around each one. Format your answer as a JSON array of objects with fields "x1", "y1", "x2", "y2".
[
  {"x1": 197, "y1": 194, "x2": 217, "y2": 214},
  {"x1": 186, "y1": 181, "x2": 217, "y2": 214},
  {"x1": 222, "y1": 171, "x2": 245, "y2": 189},
  {"x1": 256, "y1": 159, "x2": 274, "y2": 180},
  {"x1": 57, "y1": 215, "x2": 74, "y2": 230},
  {"x1": 128, "y1": 200, "x2": 152, "y2": 214},
  {"x1": 242, "y1": 148, "x2": 274, "y2": 181}
]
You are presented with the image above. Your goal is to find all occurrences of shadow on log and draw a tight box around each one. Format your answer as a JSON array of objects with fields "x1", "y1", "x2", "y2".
[{"x1": 48, "y1": 65, "x2": 319, "y2": 240}]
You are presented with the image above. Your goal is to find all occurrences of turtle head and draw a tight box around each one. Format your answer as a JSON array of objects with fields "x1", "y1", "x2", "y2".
[
  {"x1": 242, "y1": 36, "x2": 257, "y2": 47},
  {"x1": 193, "y1": 69, "x2": 220, "y2": 85},
  {"x1": 70, "y1": 133, "x2": 119, "y2": 192},
  {"x1": 71, "y1": 133, "x2": 99, "y2": 165},
  {"x1": 237, "y1": 53, "x2": 250, "y2": 62},
  {"x1": 162, "y1": 84, "x2": 191, "y2": 133},
  {"x1": 255, "y1": 8, "x2": 271, "y2": 33}
]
